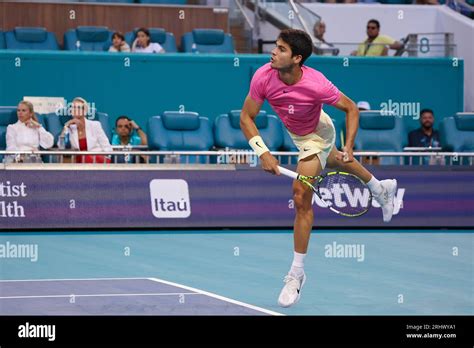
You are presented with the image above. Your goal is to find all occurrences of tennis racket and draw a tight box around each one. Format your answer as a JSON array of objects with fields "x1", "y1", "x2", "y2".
[{"x1": 278, "y1": 166, "x2": 372, "y2": 217}]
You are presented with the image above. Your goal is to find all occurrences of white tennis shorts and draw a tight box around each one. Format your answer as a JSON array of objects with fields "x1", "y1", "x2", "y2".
[{"x1": 286, "y1": 110, "x2": 336, "y2": 169}]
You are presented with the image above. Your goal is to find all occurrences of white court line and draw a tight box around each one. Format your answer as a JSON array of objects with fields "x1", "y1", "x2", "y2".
[
  {"x1": 0, "y1": 277, "x2": 284, "y2": 316},
  {"x1": 0, "y1": 292, "x2": 198, "y2": 300},
  {"x1": 0, "y1": 277, "x2": 148, "y2": 282},
  {"x1": 148, "y1": 277, "x2": 283, "y2": 316}
]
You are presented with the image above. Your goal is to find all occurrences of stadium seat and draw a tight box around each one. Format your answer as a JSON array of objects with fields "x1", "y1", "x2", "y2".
[
  {"x1": 125, "y1": 28, "x2": 177, "y2": 53},
  {"x1": 354, "y1": 111, "x2": 404, "y2": 165},
  {"x1": 147, "y1": 111, "x2": 214, "y2": 163},
  {"x1": 5, "y1": 27, "x2": 59, "y2": 50},
  {"x1": 214, "y1": 110, "x2": 283, "y2": 151},
  {"x1": 181, "y1": 29, "x2": 234, "y2": 53},
  {"x1": 0, "y1": 108, "x2": 18, "y2": 160},
  {"x1": 64, "y1": 26, "x2": 113, "y2": 51},
  {"x1": 0, "y1": 30, "x2": 6, "y2": 49},
  {"x1": 279, "y1": 123, "x2": 298, "y2": 165},
  {"x1": 440, "y1": 112, "x2": 474, "y2": 157}
]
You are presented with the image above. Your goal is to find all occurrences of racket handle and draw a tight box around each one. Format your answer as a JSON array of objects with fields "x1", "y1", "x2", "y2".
[{"x1": 277, "y1": 166, "x2": 299, "y2": 180}]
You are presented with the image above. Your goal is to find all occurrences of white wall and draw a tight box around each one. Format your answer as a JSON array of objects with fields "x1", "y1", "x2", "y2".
[
  {"x1": 304, "y1": 4, "x2": 440, "y2": 56},
  {"x1": 254, "y1": 3, "x2": 473, "y2": 111},
  {"x1": 435, "y1": 6, "x2": 474, "y2": 111}
]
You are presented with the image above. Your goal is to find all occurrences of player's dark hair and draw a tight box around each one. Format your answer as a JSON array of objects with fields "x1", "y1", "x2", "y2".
[
  {"x1": 420, "y1": 109, "x2": 434, "y2": 117},
  {"x1": 115, "y1": 115, "x2": 130, "y2": 127},
  {"x1": 368, "y1": 19, "x2": 380, "y2": 29},
  {"x1": 277, "y1": 29, "x2": 313, "y2": 66}
]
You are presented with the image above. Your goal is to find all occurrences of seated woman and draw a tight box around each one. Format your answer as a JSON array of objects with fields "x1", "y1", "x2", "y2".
[
  {"x1": 5, "y1": 101, "x2": 54, "y2": 163},
  {"x1": 131, "y1": 28, "x2": 165, "y2": 53},
  {"x1": 108, "y1": 32, "x2": 131, "y2": 52},
  {"x1": 58, "y1": 97, "x2": 112, "y2": 163},
  {"x1": 112, "y1": 116, "x2": 148, "y2": 163}
]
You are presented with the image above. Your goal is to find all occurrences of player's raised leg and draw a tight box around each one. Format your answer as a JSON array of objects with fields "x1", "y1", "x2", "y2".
[
  {"x1": 326, "y1": 147, "x2": 398, "y2": 222},
  {"x1": 278, "y1": 154, "x2": 321, "y2": 308}
]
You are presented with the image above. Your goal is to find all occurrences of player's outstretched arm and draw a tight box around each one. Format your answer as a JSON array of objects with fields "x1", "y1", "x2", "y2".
[
  {"x1": 240, "y1": 95, "x2": 280, "y2": 175},
  {"x1": 333, "y1": 93, "x2": 359, "y2": 162}
]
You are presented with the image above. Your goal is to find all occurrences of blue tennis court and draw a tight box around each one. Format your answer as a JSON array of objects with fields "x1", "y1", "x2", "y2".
[{"x1": 1, "y1": 229, "x2": 472, "y2": 316}]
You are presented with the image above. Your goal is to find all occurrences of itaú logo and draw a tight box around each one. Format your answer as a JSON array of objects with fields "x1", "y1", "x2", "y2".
[{"x1": 149, "y1": 179, "x2": 191, "y2": 218}]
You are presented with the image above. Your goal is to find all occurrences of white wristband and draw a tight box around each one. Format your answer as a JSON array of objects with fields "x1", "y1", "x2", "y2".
[{"x1": 249, "y1": 135, "x2": 270, "y2": 157}]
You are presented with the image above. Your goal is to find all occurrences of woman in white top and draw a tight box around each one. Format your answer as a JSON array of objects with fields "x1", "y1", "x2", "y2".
[
  {"x1": 58, "y1": 97, "x2": 112, "y2": 163},
  {"x1": 5, "y1": 101, "x2": 54, "y2": 163},
  {"x1": 108, "y1": 32, "x2": 131, "y2": 52},
  {"x1": 131, "y1": 28, "x2": 165, "y2": 53}
]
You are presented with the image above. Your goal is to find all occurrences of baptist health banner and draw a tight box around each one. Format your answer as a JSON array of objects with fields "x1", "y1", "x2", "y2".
[{"x1": 0, "y1": 167, "x2": 473, "y2": 229}]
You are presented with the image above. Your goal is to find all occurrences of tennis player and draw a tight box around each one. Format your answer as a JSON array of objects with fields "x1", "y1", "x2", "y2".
[{"x1": 240, "y1": 29, "x2": 398, "y2": 308}]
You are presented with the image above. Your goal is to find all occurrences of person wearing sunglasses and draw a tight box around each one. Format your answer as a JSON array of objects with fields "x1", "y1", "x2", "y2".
[{"x1": 351, "y1": 19, "x2": 403, "y2": 56}]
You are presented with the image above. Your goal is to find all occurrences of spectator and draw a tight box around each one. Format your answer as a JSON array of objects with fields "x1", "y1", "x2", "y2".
[
  {"x1": 351, "y1": 19, "x2": 404, "y2": 56},
  {"x1": 58, "y1": 97, "x2": 112, "y2": 163},
  {"x1": 313, "y1": 21, "x2": 338, "y2": 55},
  {"x1": 132, "y1": 28, "x2": 165, "y2": 53},
  {"x1": 108, "y1": 32, "x2": 131, "y2": 52},
  {"x1": 112, "y1": 116, "x2": 147, "y2": 146},
  {"x1": 5, "y1": 101, "x2": 54, "y2": 163},
  {"x1": 357, "y1": 101, "x2": 371, "y2": 111},
  {"x1": 112, "y1": 116, "x2": 148, "y2": 163},
  {"x1": 408, "y1": 109, "x2": 440, "y2": 148}
]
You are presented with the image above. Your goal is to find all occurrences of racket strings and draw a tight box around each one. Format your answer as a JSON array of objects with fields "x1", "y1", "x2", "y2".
[{"x1": 318, "y1": 173, "x2": 371, "y2": 216}]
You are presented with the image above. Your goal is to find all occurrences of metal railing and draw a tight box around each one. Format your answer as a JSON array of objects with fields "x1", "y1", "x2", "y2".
[{"x1": 1, "y1": 150, "x2": 473, "y2": 168}]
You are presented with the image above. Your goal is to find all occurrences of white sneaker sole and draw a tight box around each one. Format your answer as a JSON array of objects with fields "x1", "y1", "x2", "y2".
[
  {"x1": 278, "y1": 274, "x2": 307, "y2": 308},
  {"x1": 383, "y1": 179, "x2": 397, "y2": 223}
]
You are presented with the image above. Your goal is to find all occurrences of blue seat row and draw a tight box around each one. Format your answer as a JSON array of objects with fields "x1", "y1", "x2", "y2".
[
  {"x1": 2, "y1": 107, "x2": 472, "y2": 164},
  {"x1": 1, "y1": 27, "x2": 234, "y2": 53}
]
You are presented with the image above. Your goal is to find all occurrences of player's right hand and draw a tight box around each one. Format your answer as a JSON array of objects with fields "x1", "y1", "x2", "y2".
[{"x1": 260, "y1": 152, "x2": 280, "y2": 175}]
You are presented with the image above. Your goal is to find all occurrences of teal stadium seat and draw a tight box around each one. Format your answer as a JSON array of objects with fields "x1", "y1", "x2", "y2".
[
  {"x1": 0, "y1": 108, "x2": 18, "y2": 161},
  {"x1": 5, "y1": 27, "x2": 59, "y2": 50},
  {"x1": 147, "y1": 111, "x2": 214, "y2": 163},
  {"x1": 181, "y1": 29, "x2": 234, "y2": 53},
  {"x1": 64, "y1": 26, "x2": 113, "y2": 51},
  {"x1": 0, "y1": 30, "x2": 6, "y2": 49},
  {"x1": 214, "y1": 110, "x2": 283, "y2": 151},
  {"x1": 354, "y1": 111, "x2": 404, "y2": 165},
  {"x1": 125, "y1": 28, "x2": 177, "y2": 53},
  {"x1": 440, "y1": 113, "x2": 474, "y2": 164}
]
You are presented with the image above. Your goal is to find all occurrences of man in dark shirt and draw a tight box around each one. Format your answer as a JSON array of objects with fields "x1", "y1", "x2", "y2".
[{"x1": 408, "y1": 109, "x2": 441, "y2": 148}]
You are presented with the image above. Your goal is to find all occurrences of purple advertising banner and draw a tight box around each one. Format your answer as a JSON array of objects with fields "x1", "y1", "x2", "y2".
[{"x1": 0, "y1": 166, "x2": 473, "y2": 229}]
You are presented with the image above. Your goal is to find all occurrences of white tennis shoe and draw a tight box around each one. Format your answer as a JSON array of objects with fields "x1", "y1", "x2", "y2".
[
  {"x1": 373, "y1": 179, "x2": 398, "y2": 223},
  {"x1": 277, "y1": 272, "x2": 306, "y2": 308}
]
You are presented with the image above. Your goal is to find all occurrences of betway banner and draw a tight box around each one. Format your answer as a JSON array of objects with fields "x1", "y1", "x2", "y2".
[{"x1": 0, "y1": 167, "x2": 473, "y2": 229}]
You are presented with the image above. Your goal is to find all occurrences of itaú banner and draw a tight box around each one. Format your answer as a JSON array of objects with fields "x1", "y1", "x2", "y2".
[{"x1": 0, "y1": 167, "x2": 472, "y2": 229}]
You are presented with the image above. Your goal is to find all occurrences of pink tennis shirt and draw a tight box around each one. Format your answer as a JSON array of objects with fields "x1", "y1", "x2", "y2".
[{"x1": 249, "y1": 63, "x2": 341, "y2": 136}]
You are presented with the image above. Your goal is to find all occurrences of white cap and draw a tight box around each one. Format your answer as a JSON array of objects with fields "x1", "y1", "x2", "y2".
[{"x1": 357, "y1": 101, "x2": 371, "y2": 111}]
